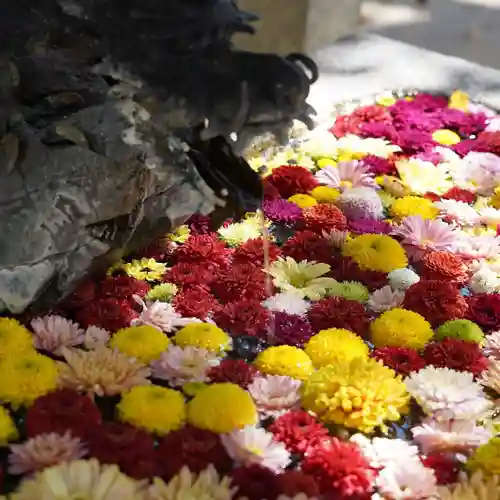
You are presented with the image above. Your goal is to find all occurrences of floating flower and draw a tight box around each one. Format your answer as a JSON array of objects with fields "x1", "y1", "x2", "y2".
[
  {"x1": 30, "y1": 315, "x2": 84, "y2": 355},
  {"x1": 218, "y1": 218, "x2": 263, "y2": 246},
  {"x1": 173, "y1": 323, "x2": 231, "y2": 354},
  {"x1": 270, "y1": 312, "x2": 314, "y2": 347},
  {"x1": 255, "y1": 346, "x2": 313, "y2": 381},
  {"x1": 0, "y1": 317, "x2": 34, "y2": 359},
  {"x1": 146, "y1": 283, "x2": 179, "y2": 302},
  {"x1": 396, "y1": 157, "x2": 452, "y2": 194},
  {"x1": 83, "y1": 326, "x2": 110, "y2": 350},
  {"x1": 208, "y1": 359, "x2": 259, "y2": 389},
  {"x1": 367, "y1": 285, "x2": 405, "y2": 312},
  {"x1": 466, "y1": 437, "x2": 500, "y2": 477},
  {"x1": 437, "y1": 470, "x2": 500, "y2": 500},
  {"x1": 435, "y1": 319, "x2": 485, "y2": 345},
  {"x1": 327, "y1": 280, "x2": 370, "y2": 303},
  {"x1": 288, "y1": 193, "x2": 318, "y2": 209},
  {"x1": 479, "y1": 359, "x2": 500, "y2": 394},
  {"x1": 315, "y1": 161, "x2": 379, "y2": 190},
  {"x1": 262, "y1": 292, "x2": 310, "y2": 316},
  {"x1": 247, "y1": 375, "x2": 301, "y2": 417},
  {"x1": 122, "y1": 257, "x2": 167, "y2": 281},
  {"x1": 262, "y1": 198, "x2": 303, "y2": 224},
  {"x1": 0, "y1": 406, "x2": 19, "y2": 446},
  {"x1": 265, "y1": 165, "x2": 319, "y2": 198},
  {"x1": 310, "y1": 185, "x2": 341, "y2": 203},
  {"x1": 387, "y1": 267, "x2": 421, "y2": 290},
  {"x1": 301, "y1": 203, "x2": 348, "y2": 233},
  {"x1": 484, "y1": 330, "x2": 500, "y2": 359},
  {"x1": 337, "y1": 187, "x2": 385, "y2": 220},
  {"x1": 391, "y1": 196, "x2": 439, "y2": 220}
]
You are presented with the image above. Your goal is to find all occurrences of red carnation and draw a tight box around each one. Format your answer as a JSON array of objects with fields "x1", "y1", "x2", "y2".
[
  {"x1": 164, "y1": 263, "x2": 214, "y2": 290},
  {"x1": 208, "y1": 359, "x2": 260, "y2": 388},
  {"x1": 269, "y1": 410, "x2": 329, "y2": 456},
  {"x1": 74, "y1": 297, "x2": 138, "y2": 331},
  {"x1": 331, "y1": 105, "x2": 392, "y2": 137},
  {"x1": 156, "y1": 426, "x2": 232, "y2": 480},
  {"x1": 330, "y1": 255, "x2": 387, "y2": 291},
  {"x1": 232, "y1": 237, "x2": 281, "y2": 268},
  {"x1": 442, "y1": 187, "x2": 476, "y2": 204},
  {"x1": 86, "y1": 423, "x2": 157, "y2": 479},
  {"x1": 403, "y1": 280, "x2": 468, "y2": 327},
  {"x1": 301, "y1": 204, "x2": 348, "y2": 234},
  {"x1": 467, "y1": 293, "x2": 500, "y2": 332},
  {"x1": 172, "y1": 233, "x2": 229, "y2": 268},
  {"x1": 211, "y1": 266, "x2": 267, "y2": 304},
  {"x1": 423, "y1": 338, "x2": 488, "y2": 375},
  {"x1": 26, "y1": 389, "x2": 102, "y2": 438},
  {"x1": 421, "y1": 453, "x2": 460, "y2": 485},
  {"x1": 372, "y1": 347, "x2": 426, "y2": 376},
  {"x1": 231, "y1": 465, "x2": 280, "y2": 500},
  {"x1": 172, "y1": 288, "x2": 217, "y2": 319},
  {"x1": 302, "y1": 439, "x2": 377, "y2": 499},
  {"x1": 266, "y1": 165, "x2": 319, "y2": 199},
  {"x1": 281, "y1": 230, "x2": 335, "y2": 265},
  {"x1": 308, "y1": 296, "x2": 371, "y2": 336},
  {"x1": 212, "y1": 299, "x2": 270, "y2": 337},
  {"x1": 419, "y1": 251, "x2": 469, "y2": 284},
  {"x1": 276, "y1": 470, "x2": 320, "y2": 498},
  {"x1": 98, "y1": 275, "x2": 150, "y2": 300}
]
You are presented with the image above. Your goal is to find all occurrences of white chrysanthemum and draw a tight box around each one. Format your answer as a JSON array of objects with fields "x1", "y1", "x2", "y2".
[
  {"x1": 350, "y1": 434, "x2": 418, "y2": 469},
  {"x1": 297, "y1": 129, "x2": 340, "y2": 158},
  {"x1": 262, "y1": 292, "x2": 310, "y2": 316},
  {"x1": 434, "y1": 200, "x2": 480, "y2": 226},
  {"x1": 367, "y1": 285, "x2": 404, "y2": 313},
  {"x1": 405, "y1": 367, "x2": 492, "y2": 420},
  {"x1": 83, "y1": 326, "x2": 110, "y2": 350},
  {"x1": 479, "y1": 207, "x2": 500, "y2": 226},
  {"x1": 221, "y1": 426, "x2": 291, "y2": 473},
  {"x1": 469, "y1": 266, "x2": 500, "y2": 294},
  {"x1": 411, "y1": 417, "x2": 492, "y2": 455},
  {"x1": 396, "y1": 158, "x2": 452, "y2": 195},
  {"x1": 388, "y1": 268, "x2": 420, "y2": 291},
  {"x1": 335, "y1": 134, "x2": 401, "y2": 158},
  {"x1": 451, "y1": 234, "x2": 500, "y2": 260}
]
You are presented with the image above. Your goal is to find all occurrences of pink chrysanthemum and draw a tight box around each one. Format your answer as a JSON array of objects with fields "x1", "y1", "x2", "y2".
[
  {"x1": 315, "y1": 161, "x2": 379, "y2": 191},
  {"x1": 30, "y1": 316, "x2": 84, "y2": 355}
]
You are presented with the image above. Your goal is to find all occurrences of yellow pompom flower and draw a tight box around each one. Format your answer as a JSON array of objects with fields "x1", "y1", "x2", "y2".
[
  {"x1": 467, "y1": 437, "x2": 500, "y2": 477},
  {"x1": 187, "y1": 383, "x2": 257, "y2": 433},
  {"x1": 309, "y1": 186, "x2": 341, "y2": 203},
  {"x1": 449, "y1": 90, "x2": 470, "y2": 111},
  {"x1": 122, "y1": 257, "x2": 167, "y2": 281},
  {"x1": 254, "y1": 345, "x2": 313, "y2": 380},
  {"x1": 376, "y1": 95, "x2": 396, "y2": 107},
  {"x1": 316, "y1": 157, "x2": 337, "y2": 169},
  {"x1": 0, "y1": 318, "x2": 34, "y2": 360},
  {"x1": 110, "y1": 325, "x2": 170, "y2": 363},
  {"x1": 432, "y1": 129, "x2": 461, "y2": 146},
  {"x1": 173, "y1": 323, "x2": 231, "y2": 353},
  {"x1": 370, "y1": 308, "x2": 434, "y2": 349},
  {"x1": 0, "y1": 405, "x2": 19, "y2": 445},
  {"x1": 391, "y1": 196, "x2": 439, "y2": 220},
  {"x1": 342, "y1": 234, "x2": 408, "y2": 273},
  {"x1": 288, "y1": 194, "x2": 318, "y2": 209},
  {"x1": 0, "y1": 352, "x2": 58, "y2": 408},
  {"x1": 117, "y1": 385, "x2": 186, "y2": 436},
  {"x1": 304, "y1": 328, "x2": 369, "y2": 368},
  {"x1": 301, "y1": 357, "x2": 410, "y2": 433}
]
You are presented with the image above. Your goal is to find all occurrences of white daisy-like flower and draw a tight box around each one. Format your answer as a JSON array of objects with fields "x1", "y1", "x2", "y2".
[
  {"x1": 221, "y1": 426, "x2": 291, "y2": 473},
  {"x1": 83, "y1": 326, "x2": 110, "y2": 350},
  {"x1": 411, "y1": 417, "x2": 492, "y2": 455},
  {"x1": 334, "y1": 134, "x2": 401, "y2": 158},
  {"x1": 262, "y1": 292, "x2": 310, "y2": 316},
  {"x1": 375, "y1": 460, "x2": 437, "y2": 500},
  {"x1": 367, "y1": 285, "x2": 404, "y2": 313},
  {"x1": 396, "y1": 158, "x2": 452, "y2": 195},
  {"x1": 469, "y1": 266, "x2": 500, "y2": 294},
  {"x1": 350, "y1": 434, "x2": 418, "y2": 469},
  {"x1": 298, "y1": 129, "x2": 340, "y2": 158},
  {"x1": 434, "y1": 199, "x2": 480, "y2": 226},
  {"x1": 405, "y1": 367, "x2": 492, "y2": 420},
  {"x1": 387, "y1": 268, "x2": 420, "y2": 291},
  {"x1": 448, "y1": 153, "x2": 500, "y2": 195}
]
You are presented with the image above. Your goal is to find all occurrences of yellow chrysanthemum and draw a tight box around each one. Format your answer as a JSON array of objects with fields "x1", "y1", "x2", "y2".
[
  {"x1": 268, "y1": 257, "x2": 337, "y2": 300},
  {"x1": 187, "y1": 383, "x2": 257, "y2": 433},
  {"x1": 254, "y1": 345, "x2": 313, "y2": 380},
  {"x1": 304, "y1": 328, "x2": 369, "y2": 368},
  {"x1": 301, "y1": 357, "x2": 410, "y2": 433},
  {"x1": 432, "y1": 129, "x2": 461, "y2": 146},
  {"x1": 438, "y1": 470, "x2": 500, "y2": 500},
  {"x1": 370, "y1": 308, "x2": 434, "y2": 349},
  {"x1": 122, "y1": 257, "x2": 167, "y2": 281},
  {"x1": 390, "y1": 195, "x2": 439, "y2": 220},
  {"x1": 449, "y1": 90, "x2": 470, "y2": 111},
  {"x1": 309, "y1": 186, "x2": 341, "y2": 203},
  {"x1": 110, "y1": 325, "x2": 170, "y2": 364},
  {"x1": 118, "y1": 385, "x2": 186, "y2": 436},
  {"x1": 288, "y1": 194, "x2": 318, "y2": 208},
  {"x1": 173, "y1": 323, "x2": 231, "y2": 353},
  {"x1": 0, "y1": 318, "x2": 34, "y2": 360},
  {"x1": 467, "y1": 437, "x2": 500, "y2": 477},
  {"x1": 396, "y1": 158, "x2": 452, "y2": 195},
  {"x1": 146, "y1": 282, "x2": 179, "y2": 302},
  {"x1": 0, "y1": 352, "x2": 59, "y2": 408},
  {"x1": 342, "y1": 234, "x2": 408, "y2": 273},
  {"x1": 167, "y1": 225, "x2": 191, "y2": 243},
  {"x1": 316, "y1": 157, "x2": 337, "y2": 169},
  {"x1": 217, "y1": 218, "x2": 261, "y2": 246},
  {"x1": 376, "y1": 95, "x2": 397, "y2": 107},
  {"x1": 0, "y1": 405, "x2": 19, "y2": 445}
]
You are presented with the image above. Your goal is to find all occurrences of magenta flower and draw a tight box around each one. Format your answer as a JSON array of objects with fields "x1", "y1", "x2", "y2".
[
  {"x1": 315, "y1": 161, "x2": 378, "y2": 191},
  {"x1": 262, "y1": 198, "x2": 302, "y2": 225},
  {"x1": 348, "y1": 218, "x2": 392, "y2": 235}
]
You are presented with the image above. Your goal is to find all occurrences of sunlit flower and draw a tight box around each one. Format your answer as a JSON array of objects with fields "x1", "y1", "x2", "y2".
[
  {"x1": 469, "y1": 266, "x2": 500, "y2": 294},
  {"x1": 479, "y1": 359, "x2": 500, "y2": 394},
  {"x1": 388, "y1": 268, "x2": 421, "y2": 291},
  {"x1": 435, "y1": 200, "x2": 480, "y2": 226},
  {"x1": 334, "y1": 134, "x2": 401, "y2": 159},
  {"x1": 315, "y1": 161, "x2": 379, "y2": 191},
  {"x1": 30, "y1": 316, "x2": 85, "y2": 355},
  {"x1": 262, "y1": 292, "x2": 311, "y2": 316},
  {"x1": 452, "y1": 234, "x2": 500, "y2": 260},
  {"x1": 247, "y1": 375, "x2": 301, "y2": 417},
  {"x1": 449, "y1": 152, "x2": 500, "y2": 195},
  {"x1": 221, "y1": 426, "x2": 291, "y2": 472},
  {"x1": 122, "y1": 257, "x2": 167, "y2": 281},
  {"x1": 218, "y1": 218, "x2": 262, "y2": 246},
  {"x1": 396, "y1": 158, "x2": 452, "y2": 195},
  {"x1": 298, "y1": 129, "x2": 340, "y2": 158},
  {"x1": 367, "y1": 285, "x2": 405, "y2": 313}
]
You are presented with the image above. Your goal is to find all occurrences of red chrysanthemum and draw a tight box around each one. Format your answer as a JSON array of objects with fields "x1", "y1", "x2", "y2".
[
  {"x1": 421, "y1": 453, "x2": 460, "y2": 485},
  {"x1": 98, "y1": 275, "x2": 150, "y2": 300},
  {"x1": 281, "y1": 230, "x2": 335, "y2": 265},
  {"x1": 156, "y1": 426, "x2": 232, "y2": 481},
  {"x1": 186, "y1": 213, "x2": 212, "y2": 235},
  {"x1": 276, "y1": 470, "x2": 320, "y2": 498},
  {"x1": 467, "y1": 293, "x2": 500, "y2": 332},
  {"x1": 207, "y1": 359, "x2": 260, "y2": 388},
  {"x1": 25, "y1": 389, "x2": 102, "y2": 438},
  {"x1": 268, "y1": 410, "x2": 329, "y2": 456},
  {"x1": 329, "y1": 255, "x2": 388, "y2": 291},
  {"x1": 265, "y1": 165, "x2": 319, "y2": 199},
  {"x1": 74, "y1": 297, "x2": 138, "y2": 331},
  {"x1": 211, "y1": 299, "x2": 270, "y2": 337},
  {"x1": 372, "y1": 347, "x2": 426, "y2": 376},
  {"x1": 331, "y1": 105, "x2": 392, "y2": 137},
  {"x1": 403, "y1": 280, "x2": 468, "y2": 327},
  {"x1": 301, "y1": 204, "x2": 348, "y2": 234},
  {"x1": 164, "y1": 263, "x2": 214, "y2": 290},
  {"x1": 172, "y1": 233, "x2": 230, "y2": 268},
  {"x1": 442, "y1": 187, "x2": 477, "y2": 204},
  {"x1": 423, "y1": 338, "x2": 487, "y2": 375},
  {"x1": 477, "y1": 131, "x2": 500, "y2": 155},
  {"x1": 172, "y1": 288, "x2": 217, "y2": 320},
  {"x1": 230, "y1": 465, "x2": 280, "y2": 500},
  {"x1": 232, "y1": 237, "x2": 281, "y2": 268},
  {"x1": 302, "y1": 439, "x2": 377, "y2": 499},
  {"x1": 419, "y1": 250, "x2": 469, "y2": 284},
  {"x1": 307, "y1": 296, "x2": 371, "y2": 336},
  {"x1": 86, "y1": 423, "x2": 157, "y2": 479},
  {"x1": 211, "y1": 265, "x2": 267, "y2": 304}
]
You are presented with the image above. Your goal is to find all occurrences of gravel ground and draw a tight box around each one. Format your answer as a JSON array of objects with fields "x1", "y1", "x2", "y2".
[{"x1": 360, "y1": 0, "x2": 500, "y2": 69}]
